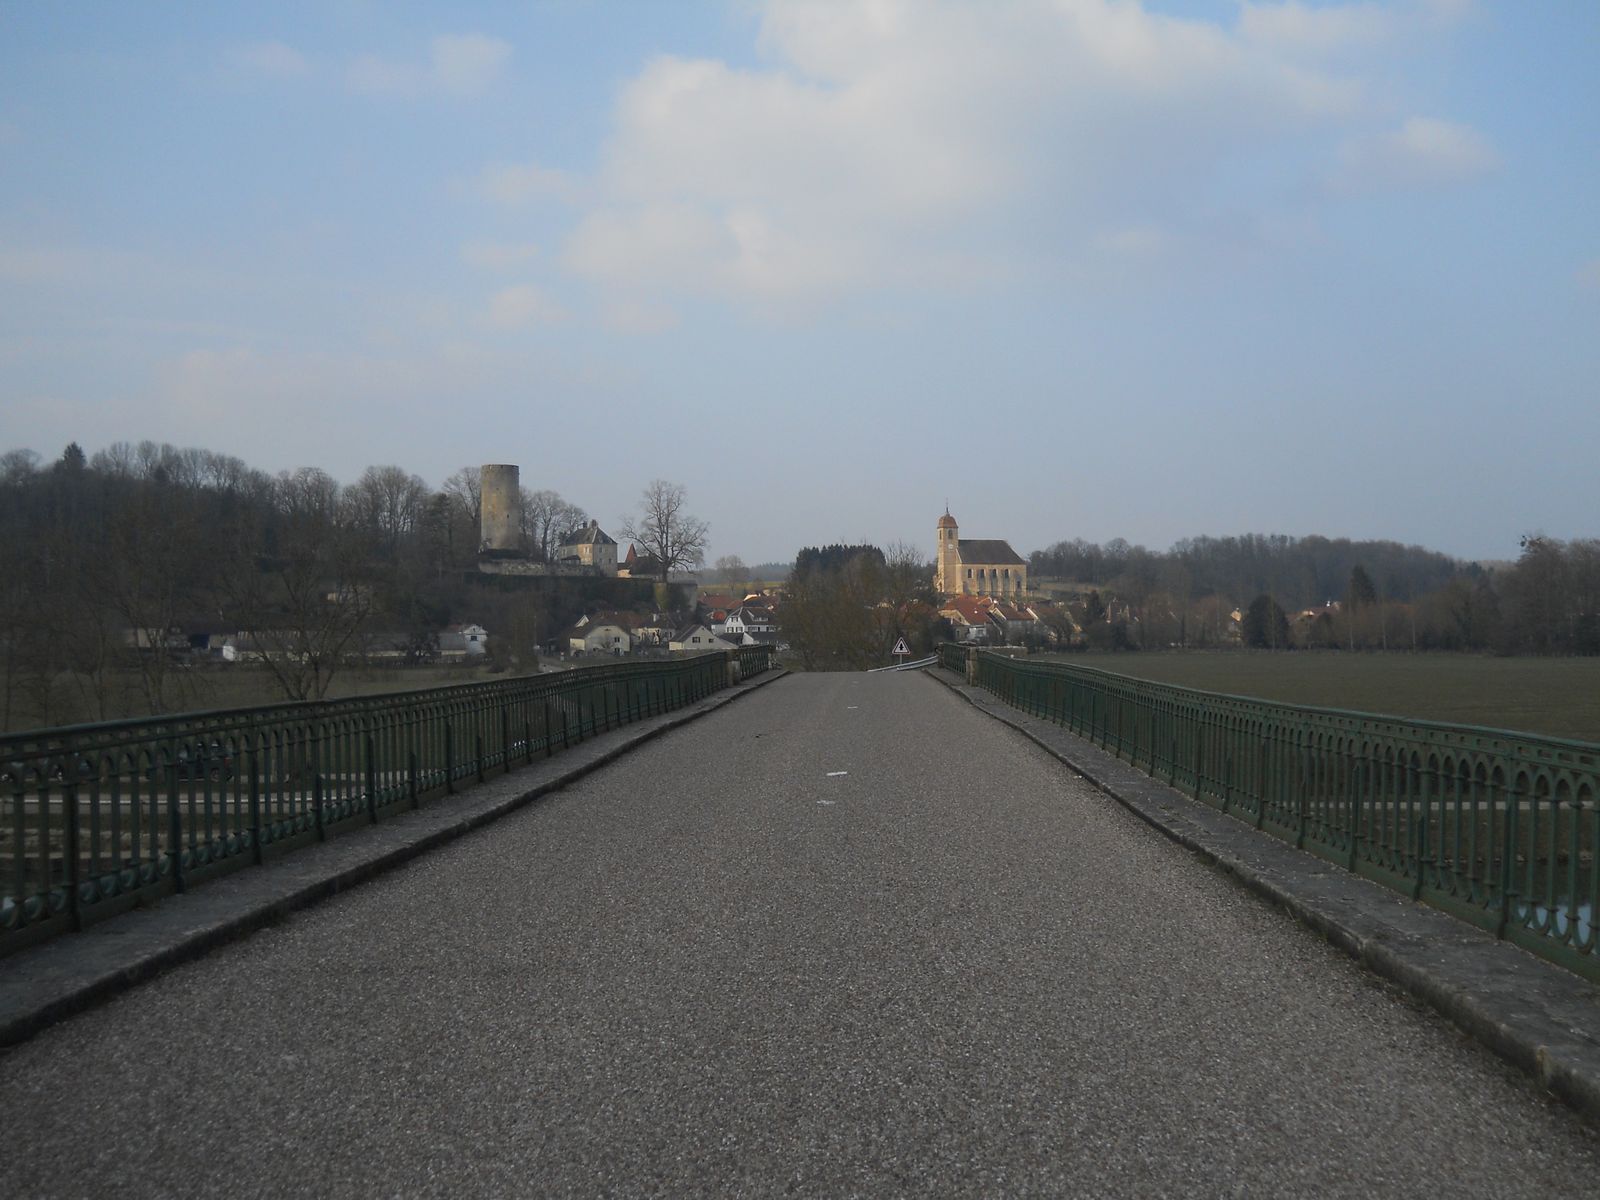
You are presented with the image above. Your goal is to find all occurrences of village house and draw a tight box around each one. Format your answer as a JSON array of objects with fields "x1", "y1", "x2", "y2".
[
  {"x1": 722, "y1": 605, "x2": 776, "y2": 638},
  {"x1": 567, "y1": 620, "x2": 632, "y2": 656},
  {"x1": 669, "y1": 624, "x2": 737, "y2": 653},
  {"x1": 940, "y1": 595, "x2": 998, "y2": 644},
  {"x1": 439, "y1": 623, "x2": 489, "y2": 659},
  {"x1": 618, "y1": 544, "x2": 663, "y2": 579}
]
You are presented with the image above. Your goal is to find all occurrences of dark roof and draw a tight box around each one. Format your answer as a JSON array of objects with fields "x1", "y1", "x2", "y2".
[
  {"x1": 561, "y1": 521, "x2": 616, "y2": 547},
  {"x1": 958, "y1": 539, "x2": 1026, "y2": 566}
]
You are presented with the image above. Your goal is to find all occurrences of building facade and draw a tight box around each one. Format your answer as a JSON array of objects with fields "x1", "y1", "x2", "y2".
[{"x1": 934, "y1": 510, "x2": 1028, "y2": 598}]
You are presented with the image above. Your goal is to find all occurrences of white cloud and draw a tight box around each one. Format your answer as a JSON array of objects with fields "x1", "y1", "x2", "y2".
[
  {"x1": 430, "y1": 34, "x2": 512, "y2": 96},
  {"x1": 462, "y1": 240, "x2": 541, "y2": 270},
  {"x1": 488, "y1": 284, "x2": 565, "y2": 328},
  {"x1": 479, "y1": 161, "x2": 580, "y2": 205},
  {"x1": 231, "y1": 41, "x2": 310, "y2": 78},
  {"x1": 348, "y1": 33, "x2": 510, "y2": 98},
  {"x1": 545, "y1": 0, "x2": 1409, "y2": 310},
  {"x1": 437, "y1": 0, "x2": 1486, "y2": 317},
  {"x1": 1238, "y1": 3, "x2": 1394, "y2": 53},
  {"x1": 1333, "y1": 116, "x2": 1499, "y2": 190},
  {"x1": 601, "y1": 299, "x2": 680, "y2": 334},
  {"x1": 347, "y1": 54, "x2": 416, "y2": 96}
]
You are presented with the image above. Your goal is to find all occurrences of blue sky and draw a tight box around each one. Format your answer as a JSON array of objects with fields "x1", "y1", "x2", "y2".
[{"x1": 2, "y1": 1, "x2": 1596, "y2": 566}]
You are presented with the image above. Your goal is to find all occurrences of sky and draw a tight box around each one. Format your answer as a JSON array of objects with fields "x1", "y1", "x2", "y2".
[{"x1": 1, "y1": 0, "x2": 1596, "y2": 567}]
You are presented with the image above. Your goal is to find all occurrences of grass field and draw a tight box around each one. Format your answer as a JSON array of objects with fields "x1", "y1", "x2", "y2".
[
  {"x1": 1044, "y1": 651, "x2": 1600, "y2": 744},
  {"x1": 1, "y1": 663, "x2": 508, "y2": 734}
]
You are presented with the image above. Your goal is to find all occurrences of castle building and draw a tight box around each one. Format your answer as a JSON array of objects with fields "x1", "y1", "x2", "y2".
[
  {"x1": 557, "y1": 520, "x2": 618, "y2": 575},
  {"x1": 935, "y1": 510, "x2": 1028, "y2": 598}
]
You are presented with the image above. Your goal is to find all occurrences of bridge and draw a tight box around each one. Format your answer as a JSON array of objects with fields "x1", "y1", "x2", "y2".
[{"x1": 3, "y1": 653, "x2": 1599, "y2": 1192}]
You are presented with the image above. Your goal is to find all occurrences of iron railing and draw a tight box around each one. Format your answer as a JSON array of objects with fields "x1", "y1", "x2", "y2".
[
  {"x1": 950, "y1": 647, "x2": 1600, "y2": 981},
  {"x1": 1, "y1": 648, "x2": 772, "y2": 956}
]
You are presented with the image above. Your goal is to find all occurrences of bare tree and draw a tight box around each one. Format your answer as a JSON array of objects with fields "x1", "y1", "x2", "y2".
[
  {"x1": 441, "y1": 466, "x2": 482, "y2": 528},
  {"x1": 348, "y1": 465, "x2": 427, "y2": 557},
  {"x1": 714, "y1": 554, "x2": 749, "y2": 593},
  {"x1": 520, "y1": 488, "x2": 587, "y2": 562},
  {"x1": 619, "y1": 480, "x2": 707, "y2": 583},
  {"x1": 221, "y1": 468, "x2": 374, "y2": 702}
]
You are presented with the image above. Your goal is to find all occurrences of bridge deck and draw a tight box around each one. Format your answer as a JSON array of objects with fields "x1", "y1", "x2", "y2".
[{"x1": 3, "y1": 672, "x2": 1597, "y2": 1195}]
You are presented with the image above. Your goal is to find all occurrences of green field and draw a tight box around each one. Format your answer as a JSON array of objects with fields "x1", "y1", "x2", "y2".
[
  {"x1": 1046, "y1": 652, "x2": 1600, "y2": 744},
  {"x1": 1, "y1": 663, "x2": 507, "y2": 734}
]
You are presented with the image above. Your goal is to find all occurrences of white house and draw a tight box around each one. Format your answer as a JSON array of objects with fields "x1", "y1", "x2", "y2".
[
  {"x1": 669, "y1": 624, "x2": 736, "y2": 653},
  {"x1": 439, "y1": 623, "x2": 489, "y2": 657},
  {"x1": 722, "y1": 605, "x2": 775, "y2": 637},
  {"x1": 568, "y1": 622, "x2": 632, "y2": 656}
]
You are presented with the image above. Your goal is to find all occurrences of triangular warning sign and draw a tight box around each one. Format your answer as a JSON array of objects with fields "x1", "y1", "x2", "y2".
[{"x1": 892, "y1": 637, "x2": 910, "y2": 656}]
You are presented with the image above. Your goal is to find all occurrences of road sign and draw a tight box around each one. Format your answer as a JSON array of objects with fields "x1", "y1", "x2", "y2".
[{"x1": 892, "y1": 637, "x2": 910, "y2": 657}]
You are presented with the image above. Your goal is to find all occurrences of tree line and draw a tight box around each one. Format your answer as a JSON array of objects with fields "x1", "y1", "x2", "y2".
[
  {"x1": 0, "y1": 441, "x2": 655, "y2": 729},
  {"x1": 1041, "y1": 532, "x2": 1598, "y2": 655}
]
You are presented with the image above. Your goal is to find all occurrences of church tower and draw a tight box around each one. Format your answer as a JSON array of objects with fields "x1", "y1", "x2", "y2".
[{"x1": 936, "y1": 509, "x2": 960, "y2": 595}]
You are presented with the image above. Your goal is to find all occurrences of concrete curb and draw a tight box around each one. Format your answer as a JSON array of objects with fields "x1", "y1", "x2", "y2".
[
  {"x1": 0, "y1": 668, "x2": 789, "y2": 1051},
  {"x1": 927, "y1": 667, "x2": 1600, "y2": 1127}
]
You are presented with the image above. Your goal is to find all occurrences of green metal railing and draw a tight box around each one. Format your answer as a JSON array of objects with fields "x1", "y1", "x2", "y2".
[
  {"x1": 950, "y1": 647, "x2": 1600, "y2": 981},
  {"x1": 0, "y1": 648, "x2": 772, "y2": 956}
]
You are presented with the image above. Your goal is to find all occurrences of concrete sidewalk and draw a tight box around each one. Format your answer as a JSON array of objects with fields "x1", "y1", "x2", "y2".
[
  {"x1": 929, "y1": 665, "x2": 1600, "y2": 1126},
  {"x1": 0, "y1": 667, "x2": 788, "y2": 1049}
]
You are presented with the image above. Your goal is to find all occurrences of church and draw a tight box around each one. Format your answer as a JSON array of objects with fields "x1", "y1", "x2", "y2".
[{"x1": 935, "y1": 510, "x2": 1028, "y2": 598}]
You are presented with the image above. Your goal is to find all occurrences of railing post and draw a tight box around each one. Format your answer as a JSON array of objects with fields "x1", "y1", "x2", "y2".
[
  {"x1": 445, "y1": 724, "x2": 455, "y2": 795},
  {"x1": 249, "y1": 743, "x2": 263, "y2": 866},
  {"x1": 544, "y1": 699, "x2": 554, "y2": 758},
  {"x1": 1255, "y1": 739, "x2": 1268, "y2": 829},
  {"x1": 1348, "y1": 759, "x2": 1361, "y2": 872},
  {"x1": 502, "y1": 707, "x2": 513, "y2": 775},
  {"x1": 475, "y1": 732, "x2": 485, "y2": 784},
  {"x1": 365, "y1": 734, "x2": 377, "y2": 824},
  {"x1": 313, "y1": 775, "x2": 325, "y2": 843},
  {"x1": 1498, "y1": 776, "x2": 1518, "y2": 937},
  {"x1": 408, "y1": 750, "x2": 419, "y2": 810},
  {"x1": 168, "y1": 771, "x2": 186, "y2": 893},
  {"x1": 64, "y1": 775, "x2": 82, "y2": 931}
]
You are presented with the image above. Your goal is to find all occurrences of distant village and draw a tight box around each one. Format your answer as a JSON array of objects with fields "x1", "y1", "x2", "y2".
[{"x1": 180, "y1": 498, "x2": 1272, "y2": 668}]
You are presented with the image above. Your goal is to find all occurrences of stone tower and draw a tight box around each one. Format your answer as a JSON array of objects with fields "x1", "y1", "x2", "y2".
[
  {"x1": 480, "y1": 464, "x2": 520, "y2": 553},
  {"x1": 936, "y1": 509, "x2": 959, "y2": 595}
]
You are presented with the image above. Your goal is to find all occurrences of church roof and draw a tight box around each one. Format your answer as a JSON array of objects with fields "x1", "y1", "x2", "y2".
[
  {"x1": 958, "y1": 538, "x2": 1026, "y2": 566},
  {"x1": 937, "y1": 511, "x2": 958, "y2": 529}
]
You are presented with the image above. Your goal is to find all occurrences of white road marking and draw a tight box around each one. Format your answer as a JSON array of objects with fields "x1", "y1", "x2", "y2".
[{"x1": 826, "y1": 771, "x2": 848, "y2": 777}]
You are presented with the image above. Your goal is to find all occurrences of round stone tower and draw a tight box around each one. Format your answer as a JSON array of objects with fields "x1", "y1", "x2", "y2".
[{"x1": 480, "y1": 464, "x2": 520, "y2": 553}]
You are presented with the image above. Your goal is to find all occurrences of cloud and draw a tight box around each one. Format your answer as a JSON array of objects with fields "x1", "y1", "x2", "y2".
[
  {"x1": 348, "y1": 33, "x2": 510, "y2": 98},
  {"x1": 479, "y1": 161, "x2": 580, "y2": 205},
  {"x1": 430, "y1": 34, "x2": 512, "y2": 96},
  {"x1": 545, "y1": 0, "x2": 1418, "y2": 311},
  {"x1": 1237, "y1": 3, "x2": 1395, "y2": 53},
  {"x1": 601, "y1": 299, "x2": 680, "y2": 334},
  {"x1": 1333, "y1": 116, "x2": 1499, "y2": 190},
  {"x1": 231, "y1": 41, "x2": 310, "y2": 78},
  {"x1": 488, "y1": 284, "x2": 565, "y2": 328},
  {"x1": 462, "y1": 240, "x2": 541, "y2": 270}
]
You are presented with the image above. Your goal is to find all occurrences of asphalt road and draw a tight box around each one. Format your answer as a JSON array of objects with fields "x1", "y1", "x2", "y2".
[{"x1": 3, "y1": 671, "x2": 1598, "y2": 1197}]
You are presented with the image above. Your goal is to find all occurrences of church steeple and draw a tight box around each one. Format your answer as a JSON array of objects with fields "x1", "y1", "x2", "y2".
[{"x1": 936, "y1": 508, "x2": 960, "y2": 593}]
